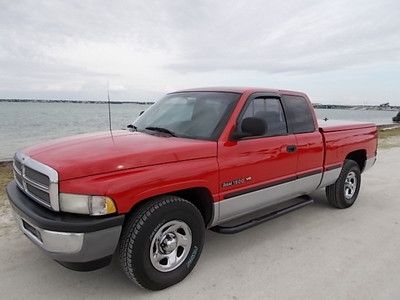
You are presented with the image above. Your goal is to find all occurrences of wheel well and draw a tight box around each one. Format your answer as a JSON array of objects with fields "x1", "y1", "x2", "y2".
[
  {"x1": 171, "y1": 188, "x2": 214, "y2": 226},
  {"x1": 345, "y1": 149, "x2": 366, "y2": 171},
  {"x1": 128, "y1": 187, "x2": 214, "y2": 227}
]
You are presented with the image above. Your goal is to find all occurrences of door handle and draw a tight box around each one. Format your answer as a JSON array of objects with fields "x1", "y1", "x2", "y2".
[{"x1": 286, "y1": 145, "x2": 297, "y2": 153}]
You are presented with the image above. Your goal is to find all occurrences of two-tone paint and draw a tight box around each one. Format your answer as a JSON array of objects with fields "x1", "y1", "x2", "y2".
[{"x1": 21, "y1": 87, "x2": 378, "y2": 228}]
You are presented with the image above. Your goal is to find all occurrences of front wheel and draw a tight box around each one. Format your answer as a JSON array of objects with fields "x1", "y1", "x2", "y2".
[
  {"x1": 118, "y1": 195, "x2": 205, "y2": 290},
  {"x1": 326, "y1": 159, "x2": 361, "y2": 209}
]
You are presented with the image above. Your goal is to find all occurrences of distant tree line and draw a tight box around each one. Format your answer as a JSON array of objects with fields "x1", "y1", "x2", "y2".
[
  {"x1": 0, "y1": 99, "x2": 155, "y2": 105},
  {"x1": 313, "y1": 103, "x2": 400, "y2": 110}
]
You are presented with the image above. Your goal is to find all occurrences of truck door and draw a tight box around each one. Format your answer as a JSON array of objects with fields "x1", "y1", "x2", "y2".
[
  {"x1": 281, "y1": 95, "x2": 324, "y2": 194},
  {"x1": 217, "y1": 94, "x2": 298, "y2": 223}
]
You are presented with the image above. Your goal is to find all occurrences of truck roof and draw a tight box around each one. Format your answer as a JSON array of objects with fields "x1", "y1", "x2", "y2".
[{"x1": 172, "y1": 87, "x2": 308, "y2": 97}]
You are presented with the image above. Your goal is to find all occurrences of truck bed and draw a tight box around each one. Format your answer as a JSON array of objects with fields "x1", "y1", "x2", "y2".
[
  {"x1": 318, "y1": 119, "x2": 376, "y2": 132},
  {"x1": 318, "y1": 119, "x2": 377, "y2": 172}
]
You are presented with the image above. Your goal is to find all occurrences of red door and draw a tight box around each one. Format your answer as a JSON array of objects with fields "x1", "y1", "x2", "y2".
[
  {"x1": 281, "y1": 94, "x2": 324, "y2": 194},
  {"x1": 217, "y1": 95, "x2": 298, "y2": 223}
]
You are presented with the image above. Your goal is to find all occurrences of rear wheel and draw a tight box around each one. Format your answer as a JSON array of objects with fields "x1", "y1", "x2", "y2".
[
  {"x1": 118, "y1": 195, "x2": 205, "y2": 290},
  {"x1": 326, "y1": 159, "x2": 361, "y2": 209}
]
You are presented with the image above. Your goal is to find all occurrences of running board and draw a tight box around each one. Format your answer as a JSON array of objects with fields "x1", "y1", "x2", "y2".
[{"x1": 211, "y1": 196, "x2": 314, "y2": 234}]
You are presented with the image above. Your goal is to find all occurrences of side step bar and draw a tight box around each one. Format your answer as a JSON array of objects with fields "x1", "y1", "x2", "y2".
[{"x1": 211, "y1": 196, "x2": 314, "y2": 234}]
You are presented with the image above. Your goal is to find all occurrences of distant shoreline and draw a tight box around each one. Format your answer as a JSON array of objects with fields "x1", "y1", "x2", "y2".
[
  {"x1": 313, "y1": 104, "x2": 399, "y2": 111},
  {"x1": 0, "y1": 99, "x2": 155, "y2": 105},
  {"x1": 0, "y1": 99, "x2": 398, "y2": 111}
]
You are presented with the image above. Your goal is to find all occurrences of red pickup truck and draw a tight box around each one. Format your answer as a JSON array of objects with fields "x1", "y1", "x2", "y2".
[{"x1": 7, "y1": 87, "x2": 377, "y2": 290}]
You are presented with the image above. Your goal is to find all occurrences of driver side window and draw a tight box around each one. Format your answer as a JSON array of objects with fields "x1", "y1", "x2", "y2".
[{"x1": 240, "y1": 97, "x2": 287, "y2": 137}]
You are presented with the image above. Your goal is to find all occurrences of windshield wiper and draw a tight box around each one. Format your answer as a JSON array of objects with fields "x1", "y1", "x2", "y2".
[{"x1": 145, "y1": 126, "x2": 176, "y2": 137}]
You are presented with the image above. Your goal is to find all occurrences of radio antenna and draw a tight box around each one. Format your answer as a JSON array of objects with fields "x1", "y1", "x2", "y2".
[{"x1": 107, "y1": 82, "x2": 112, "y2": 134}]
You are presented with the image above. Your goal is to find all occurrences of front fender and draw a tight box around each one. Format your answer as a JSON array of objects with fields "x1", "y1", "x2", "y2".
[{"x1": 59, "y1": 157, "x2": 219, "y2": 213}]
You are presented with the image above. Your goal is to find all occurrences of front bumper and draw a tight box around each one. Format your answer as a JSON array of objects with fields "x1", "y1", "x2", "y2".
[{"x1": 6, "y1": 181, "x2": 125, "y2": 271}]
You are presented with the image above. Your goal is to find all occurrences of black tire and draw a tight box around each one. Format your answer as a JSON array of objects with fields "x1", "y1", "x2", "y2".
[
  {"x1": 118, "y1": 195, "x2": 205, "y2": 290},
  {"x1": 326, "y1": 159, "x2": 361, "y2": 209}
]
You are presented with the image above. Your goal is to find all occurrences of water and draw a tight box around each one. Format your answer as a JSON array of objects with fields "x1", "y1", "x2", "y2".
[
  {"x1": 314, "y1": 108, "x2": 396, "y2": 125},
  {"x1": 0, "y1": 102, "x2": 150, "y2": 160},
  {"x1": 0, "y1": 102, "x2": 397, "y2": 160}
]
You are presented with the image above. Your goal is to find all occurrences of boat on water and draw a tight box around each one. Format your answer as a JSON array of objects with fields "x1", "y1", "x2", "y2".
[{"x1": 393, "y1": 111, "x2": 400, "y2": 122}]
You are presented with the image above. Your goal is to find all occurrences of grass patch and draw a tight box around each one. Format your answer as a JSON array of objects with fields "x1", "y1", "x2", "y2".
[
  {"x1": 378, "y1": 127, "x2": 400, "y2": 139},
  {"x1": 0, "y1": 162, "x2": 13, "y2": 206},
  {"x1": 378, "y1": 126, "x2": 400, "y2": 149},
  {"x1": 0, "y1": 162, "x2": 17, "y2": 234}
]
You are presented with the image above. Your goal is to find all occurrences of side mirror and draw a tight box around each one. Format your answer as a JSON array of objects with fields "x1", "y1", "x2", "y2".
[
  {"x1": 231, "y1": 117, "x2": 266, "y2": 139},
  {"x1": 139, "y1": 110, "x2": 144, "y2": 116},
  {"x1": 127, "y1": 124, "x2": 136, "y2": 131}
]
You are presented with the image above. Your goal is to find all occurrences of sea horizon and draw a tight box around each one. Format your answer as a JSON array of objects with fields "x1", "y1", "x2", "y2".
[{"x1": 0, "y1": 98, "x2": 399, "y2": 111}]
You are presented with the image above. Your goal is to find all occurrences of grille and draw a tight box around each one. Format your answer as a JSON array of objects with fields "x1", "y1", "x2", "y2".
[
  {"x1": 13, "y1": 153, "x2": 59, "y2": 210},
  {"x1": 24, "y1": 166, "x2": 50, "y2": 186}
]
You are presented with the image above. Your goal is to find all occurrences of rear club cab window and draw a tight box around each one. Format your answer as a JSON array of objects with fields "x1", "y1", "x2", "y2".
[
  {"x1": 240, "y1": 97, "x2": 287, "y2": 137},
  {"x1": 282, "y1": 95, "x2": 315, "y2": 134}
]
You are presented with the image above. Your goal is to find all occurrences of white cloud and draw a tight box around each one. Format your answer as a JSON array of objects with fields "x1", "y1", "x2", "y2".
[{"x1": 0, "y1": 0, "x2": 399, "y2": 104}]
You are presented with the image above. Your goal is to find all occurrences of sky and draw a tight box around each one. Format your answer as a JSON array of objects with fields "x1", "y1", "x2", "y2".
[{"x1": 0, "y1": 0, "x2": 399, "y2": 105}]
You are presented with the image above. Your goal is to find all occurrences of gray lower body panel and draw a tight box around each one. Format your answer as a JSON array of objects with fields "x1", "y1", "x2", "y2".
[
  {"x1": 214, "y1": 173, "x2": 323, "y2": 225},
  {"x1": 318, "y1": 167, "x2": 342, "y2": 188},
  {"x1": 363, "y1": 156, "x2": 376, "y2": 172}
]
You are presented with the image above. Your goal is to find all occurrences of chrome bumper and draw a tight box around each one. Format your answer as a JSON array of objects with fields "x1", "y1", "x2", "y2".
[
  {"x1": 12, "y1": 209, "x2": 122, "y2": 264},
  {"x1": 7, "y1": 181, "x2": 124, "y2": 269},
  {"x1": 13, "y1": 212, "x2": 84, "y2": 254}
]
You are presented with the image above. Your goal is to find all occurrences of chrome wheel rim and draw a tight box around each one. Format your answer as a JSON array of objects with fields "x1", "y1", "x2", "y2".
[
  {"x1": 150, "y1": 220, "x2": 192, "y2": 272},
  {"x1": 344, "y1": 171, "x2": 357, "y2": 200}
]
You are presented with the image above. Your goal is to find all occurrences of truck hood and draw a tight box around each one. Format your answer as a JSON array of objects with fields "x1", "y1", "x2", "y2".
[{"x1": 23, "y1": 131, "x2": 217, "y2": 181}]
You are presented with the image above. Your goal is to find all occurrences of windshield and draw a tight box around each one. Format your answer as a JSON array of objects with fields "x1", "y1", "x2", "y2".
[{"x1": 133, "y1": 92, "x2": 240, "y2": 140}]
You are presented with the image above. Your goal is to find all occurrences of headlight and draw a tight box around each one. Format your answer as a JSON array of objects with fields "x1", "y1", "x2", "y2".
[{"x1": 59, "y1": 193, "x2": 117, "y2": 216}]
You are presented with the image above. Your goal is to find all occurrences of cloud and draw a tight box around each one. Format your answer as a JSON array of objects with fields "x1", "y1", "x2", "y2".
[
  {"x1": 0, "y1": 0, "x2": 399, "y2": 103},
  {"x1": 165, "y1": 0, "x2": 400, "y2": 73}
]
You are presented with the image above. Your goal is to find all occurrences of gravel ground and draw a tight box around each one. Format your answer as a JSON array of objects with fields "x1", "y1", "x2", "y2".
[{"x1": 0, "y1": 148, "x2": 399, "y2": 299}]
